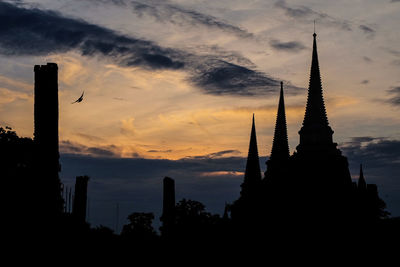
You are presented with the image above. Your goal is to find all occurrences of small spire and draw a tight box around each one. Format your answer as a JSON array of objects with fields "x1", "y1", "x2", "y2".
[
  {"x1": 241, "y1": 115, "x2": 262, "y2": 197},
  {"x1": 270, "y1": 82, "x2": 290, "y2": 160},
  {"x1": 358, "y1": 164, "x2": 367, "y2": 190}
]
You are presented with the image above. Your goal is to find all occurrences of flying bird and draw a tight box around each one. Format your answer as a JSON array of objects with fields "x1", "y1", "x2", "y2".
[{"x1": 71, "y1": 91, "x2": 84, "y2": 104}]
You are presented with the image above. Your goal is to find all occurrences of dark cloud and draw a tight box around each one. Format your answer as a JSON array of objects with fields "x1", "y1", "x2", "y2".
[
  {"x1": 363, "y1": 56, "x2": 373, "y2": 63},
  {"x1": 191, "y1": 59, "x2": 285, "y2": 96},
  {"x1": 193, "y1": 45, "x2": 254, "y2": 67},
  {"x1": 274, "y1": 0, "x2": 352, "y2": 31},
  {"x1": 391, "y1": 59, "x2": 400, "y2": 66},
  {"x1": 207, "y1": 150, "x2": 241, "y2": 158},
  {"x1": 359, "y1": 24, "x2": 375, "y2": 38},
  {"x1": 147, "y1": 149, "x2": 173, "y2": 153},
  {"x1": 385, "y1": 48, "x2": 400, "y2": 57},
  {"x1": 60, "y1": 136, "x2": 400, "y2": 230},
  {"x1": 341, "y1": 137, "x2": 400, "y2": 170},
  {"x1": 343, "y1": 137, "x2": 385, "y2": 147},
  {"x1": 361, "y1": 80, "x2": 369, "y2": 84},
  {"x1": 274, "y1": 0, "x2": 313, "y2": 18},
  {"x1": 387, "y1": 86, "x2": 400, "y2": 106},
  {"x1": 340, "y1": 138, "x2": 400, "y2": 217},
  {"x1": 0, "y1": 2, "x2": 184, "y2": 69},
  {"x1": 84, "y1": 0, "x2": 253, "y2": 39},
  {"x1": 0, "y1": 2, "x2": 291, "y2": 96},
  {"x1": 60, "y1": 140, "x2": 118, "y2": 157},
  {"x1": 86, "y1": 147, "x2": 117, "y2": 157},
  {"x1": 349, "y1": 136, "x2": 379, "y2": 143},
  {"x1": 186, "y1": 150, "x2": 242, "y2": 159},
  {"x1": 93, "y1": 0, "x2": 127, "y2": 6},
  {"x1": 127, "y1": 0, "x2": 254, "y2": 39},
  {"x1": 270, "y1": 39, "x2": 306, "y2": 52},
  {"x1": 387, "y1": 87, "x2": 400, "y2": 93},
  {"x1": 59, "y1": 153, "x2": 263, "y2": 229},
  {"x1": 75, "y1": 133, "x2": 106, "y2": 142}
]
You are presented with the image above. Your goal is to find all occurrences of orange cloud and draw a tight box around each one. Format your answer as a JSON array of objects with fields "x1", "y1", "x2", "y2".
[{"x1": 199, "y1": 171, "x2": 244, "y2": 177}]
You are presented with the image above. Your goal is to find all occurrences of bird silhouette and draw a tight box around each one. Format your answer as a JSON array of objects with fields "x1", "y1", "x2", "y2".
[{"x1": 72, "y1": 91, "x2": 84, "y2": 104}]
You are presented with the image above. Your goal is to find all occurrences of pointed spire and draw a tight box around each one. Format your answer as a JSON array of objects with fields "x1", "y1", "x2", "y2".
[
  {"x1": 297, "y1": 33, "x2": 335, "y2": 153},
  {"x1": 302, "y1": 32, "x2": 329, "y2": 128},
  {"x1": 270, "y1": 82, "x2": 290, "y2": 160},
  {"x1": 358, "y1": 164, "x2": 367, "y2": 190},
  {"x1": 241, "y1": 114, "x2": 262, "y2": 196}
]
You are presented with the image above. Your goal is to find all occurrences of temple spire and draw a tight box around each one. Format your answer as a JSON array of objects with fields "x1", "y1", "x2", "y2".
[
  {"x1": 297, "y1": 33, "x2": 335, "y2": 153},
  {"x1": 270, "y1": 82, "x2": 290, "y2": 160},
  {"x1": 302, "y1": 32, "x2": 329, "y2": 128},
  {"x1": 358, "y1": 164, "x2": 367, "y2": 190},
  {"x1": 241, "y1": 114, "x2": 262, "y2": 196}
]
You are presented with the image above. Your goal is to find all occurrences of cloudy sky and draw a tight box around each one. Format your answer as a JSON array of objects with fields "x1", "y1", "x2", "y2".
[{"x1": 1, "y1": 0, "x2": 399, "y2": 230}]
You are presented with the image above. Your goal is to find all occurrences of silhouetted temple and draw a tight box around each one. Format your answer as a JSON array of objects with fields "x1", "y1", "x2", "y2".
[
  {"x1": 232, "y1": 33, "x2": 386, "y2": 229},
  {"x1": 2, "y1": 39, "x2": 394, "y2": 251}
]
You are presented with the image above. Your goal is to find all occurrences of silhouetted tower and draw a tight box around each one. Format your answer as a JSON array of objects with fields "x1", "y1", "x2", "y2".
[
  {"x1": 240, "y1": 114, "x2": 262, "y2": 199},
  {"x1": 161, "y1": 177, "x2": 176, "y2": 237},
  {"x1": 34, "y1": 63, "x2": 60, "y2": 167},
  {"x1": 293, "y1": 33, "x2": 352, "y2": 186},
  {"x1": 33, "y1": 63, "x2": 63, "y2": 216},
  {"x1": 270, "y1": 82, "x2": 290, "y2": 160},
  {"x1": 265, "y1": 82, "x2": 290, "y2": 182},
  {"x1": 296, "y1": 33, "x2": 335, "y2": 155},
  {"x1": 358, "y1": 164, "x2": 367, "y2": 191},
  {"x1": 72, "y1": 176, "x2": 90, "y2": 223},
  {"x1": 289, "y1": 33, "x2": 353, "y2": 222}
]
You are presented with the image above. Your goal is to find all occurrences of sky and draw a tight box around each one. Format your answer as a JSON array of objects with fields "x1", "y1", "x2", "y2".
[{"x1": 1, "y1": 0, "x2": 399, "y2": 231}]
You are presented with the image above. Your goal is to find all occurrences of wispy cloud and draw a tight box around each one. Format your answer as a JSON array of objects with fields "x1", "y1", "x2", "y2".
[
  {"x1": 384, "y1": 48, "x2": 400, "y2": 57},
  {"x1": 392, "y1": 59, "x2": 400, "y2": 66},
  {"x1": 147, "y1": 149, "x2": 173, "y2": 153},
  {"x1": 344, "y1": 136, "x2": 384, "y2": 145},
  {"x1": 60, "y1": 140, "x2": 119, "y2": 157},
  {"x1": 0, "y1": 2, "x2": 291, "y2": 97},
  {"x1": 386, "y1": 86, "x2": 400, "y2": 106},
  {"x1": 361, "y1": 80, "x2": 369, "y2": 84},
  {"x1": 274, "y1": 0, "x2": 352, "y2": 31},
  {"x1": 341, "y1": 137, "x2": 400, "y2": 167},
  {"x1": 97, "y1": 0, "x2": 254, "y2": 39},
  {"x1": 363, "y1": 56, "x2": 373, "y2": 63},
  {"x1": 359, "y1": 24, "x2": 376, "y2": 39},
  {"x1": 186, "y1": 149, "x2": 242, "y2": 160},
  {"x1": 269, "y1": 39, "x2": 306, "y2": 52}
]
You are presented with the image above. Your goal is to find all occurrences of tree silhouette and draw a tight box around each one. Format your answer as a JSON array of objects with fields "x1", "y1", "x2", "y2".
[
  {"x1": 121, "y1": 212, "x2": 158, "y2": 242},
  {"x1": 173, "y1": 199, "x2": 221, "y2": 240}
]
